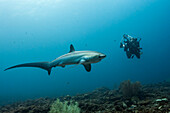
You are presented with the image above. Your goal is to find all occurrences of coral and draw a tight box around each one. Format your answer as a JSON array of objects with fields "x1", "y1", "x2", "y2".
[
  {"x1": 1, "y1": 81, "x2": 170, "y2": 113},
  {"x1": 119, "y1": 80, "x2": 141, "y2": 98},
  {"x1": 49, "y1": 99, "x2": 81, "y2": 113}
]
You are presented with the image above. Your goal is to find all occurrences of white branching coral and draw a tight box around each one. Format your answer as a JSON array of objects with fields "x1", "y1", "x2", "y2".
[{"x1": 49, "y1": 99, "x2": 81, "y2": 113}]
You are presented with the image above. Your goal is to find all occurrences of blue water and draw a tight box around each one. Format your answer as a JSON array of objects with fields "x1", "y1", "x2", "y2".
[{"x1": 0, "y1": 0, "x2": 170, "y2": 105}]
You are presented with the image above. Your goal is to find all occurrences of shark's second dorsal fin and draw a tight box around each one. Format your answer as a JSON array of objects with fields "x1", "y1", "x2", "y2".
[{"x1": 69, "y1": 44, "x2": 75, "y2": 53}]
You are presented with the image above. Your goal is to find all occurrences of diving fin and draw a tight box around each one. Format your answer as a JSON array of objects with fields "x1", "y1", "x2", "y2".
[
  {"x1": 4, "y1": 62, "x2": 52, "y2": 75},
  {"x1": 83, "y1": 64, "x2": 91, "y2": 72}
]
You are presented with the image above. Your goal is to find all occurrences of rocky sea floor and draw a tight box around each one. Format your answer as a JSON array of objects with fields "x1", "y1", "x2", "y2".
[{"x1": 0, "y1": 81, "x2": 170, "y2": 113}]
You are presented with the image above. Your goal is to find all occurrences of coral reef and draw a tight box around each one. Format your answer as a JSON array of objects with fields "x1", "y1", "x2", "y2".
[
  {"x1": 0, "y1": 98, "x2": 54, "y2": 113},
  {"x1": 0, "y1": 81, "x2": 170, "y2": 113},
  {"x1": 119, "y1": 80, "x2": 141, "y2": 98},
  {"x1": 49, "y1": 99, "x2": 80, "y2": 113}
]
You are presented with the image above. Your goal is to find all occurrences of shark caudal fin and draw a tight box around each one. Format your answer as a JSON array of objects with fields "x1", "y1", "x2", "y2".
[{"x1": 4, "y1": 62, "x2": 52, "y2": 75}]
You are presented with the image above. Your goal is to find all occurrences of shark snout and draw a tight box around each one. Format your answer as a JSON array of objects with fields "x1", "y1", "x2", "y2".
[{"x1": 99, "y1": 54, "x2": 106, "y2": 59}]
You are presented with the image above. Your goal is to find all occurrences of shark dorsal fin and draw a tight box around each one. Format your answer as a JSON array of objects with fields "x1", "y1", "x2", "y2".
[
  {"x1": 83, "y1": 64, "x2": 91, "y2": 72},
  {"x1": 69, "y1": 44, "x2": 75, "y2": 53}
]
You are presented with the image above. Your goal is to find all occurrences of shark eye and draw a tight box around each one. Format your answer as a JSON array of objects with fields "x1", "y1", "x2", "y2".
[{"x1": 99, "y1": 56, "x2": 102, "y2": 58}]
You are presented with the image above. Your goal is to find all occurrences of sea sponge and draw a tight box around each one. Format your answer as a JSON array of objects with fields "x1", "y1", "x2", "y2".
[
  {"x1": 119, "y1": 80, "x2": 141, "y2": 98},
  {"x1": 49, "y1": 99, "x2": 81, "y2": 113}
]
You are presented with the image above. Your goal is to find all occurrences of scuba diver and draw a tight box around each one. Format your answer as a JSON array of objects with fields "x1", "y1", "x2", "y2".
[{"x1": 120, "y1": 34, "x2": 142, "y2": 59}]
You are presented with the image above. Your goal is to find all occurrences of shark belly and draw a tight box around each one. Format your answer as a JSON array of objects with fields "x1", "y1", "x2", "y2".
[{"x1": 59, "y1": 56, "x2": 81, "y2": 65}]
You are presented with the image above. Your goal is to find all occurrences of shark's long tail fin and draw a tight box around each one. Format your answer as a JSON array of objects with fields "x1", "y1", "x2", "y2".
[{"x1": 4, "y1": 62, "x2": 52, "y2": 75}]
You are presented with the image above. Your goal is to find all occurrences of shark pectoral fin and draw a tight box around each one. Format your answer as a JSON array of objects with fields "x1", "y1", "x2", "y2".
[
  {"x1": 69, "y1": 44, "x2": 75, "y2": 53},
  {"x1": 83, "y1": 64, "x2": 91, "y2": 72}
]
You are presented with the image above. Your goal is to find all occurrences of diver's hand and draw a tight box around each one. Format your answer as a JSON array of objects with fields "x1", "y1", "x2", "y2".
[{"x1": 120, "y1": 43, "x2": 123, "y2": 48}]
